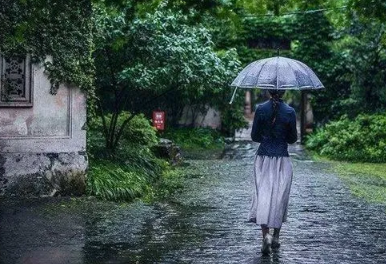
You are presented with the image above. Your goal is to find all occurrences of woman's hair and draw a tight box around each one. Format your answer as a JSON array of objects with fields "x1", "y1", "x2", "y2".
[{"x1": 269, "y1": 90, "x2": 285, "y2": 128}]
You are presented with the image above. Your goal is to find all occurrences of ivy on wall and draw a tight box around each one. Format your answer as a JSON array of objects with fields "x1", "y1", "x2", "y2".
[{"x1": 0, "y1": 0, "x2": 94, "y2": 94}]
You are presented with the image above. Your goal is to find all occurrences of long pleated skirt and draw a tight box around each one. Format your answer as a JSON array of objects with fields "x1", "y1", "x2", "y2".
[{"x1": 248, "y1": 155, "x2": 293, "y2": 228}]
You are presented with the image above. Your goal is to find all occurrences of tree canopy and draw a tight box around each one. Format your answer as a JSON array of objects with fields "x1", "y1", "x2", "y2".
[
  {"x1": 93, "y1": 3, "x2": 241, "y2": 152},
  {"x1": 2, "y1": 0, "x2": 385, "y2": 132}
]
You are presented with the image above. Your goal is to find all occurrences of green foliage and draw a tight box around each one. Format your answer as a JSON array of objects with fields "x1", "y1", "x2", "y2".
[
  {"x1": 151, "y1": 168, "x2": 185, "y2": 200},
  {"x1": 162, "y1": 127, "x2": 225, "y2": 150},
  {"x1": 209, "y1": 49, "x2": 248, "y2": 135},
  {"x1": 302, "y1": 2, "x2": 386, "y2": 122},
  {"x1": 93, "y1": 4, "x2": 244, "y2": 144},
  {"x1": 207, "y1": 0, "x2": 386, "y2": 126},
  {"x1": 306, "y1": 114, "x2": 386, "y2": 162},
  {"x1": 117, "y1": 7, "x2": 241, "y2": 127},
  {"x1": 349, "y1": 0, "x2": 386, "y2": 22},
  {"x1": 343, "y1": 19, "x2": 386, "y2": 112},
  {"x1": 87, "y1": 138, "x2": 168, "y2": 201},
  {"x1": 307, "y1": 12, "x2": 386, "y2": 122},
  {"x1": 119, "y1": 113, "x2": 158, "y2": 147},
  {"x1": 291, "y1": 9, "x2": 337, "y2": 123},
  {"x1": 87, "y1": 147, "x2": 170, "y2": 202},
  {"x1": 208, "y1": 4, "x2": 336, "y2": 123},
  {"x1": 212, "y1": 14, "x2": 295, "y2": 64},
  {"x1": 293, "y1": 12, "x2": 333, "y2": 65},
  {"x1": 241, "y1": 16, "x2": 295, "y2": 47},
  {"x1": 88, "y1": 112, "x2": 158, "y2": 158},
  {"x1": 0, "y1": 0, "x2": 94, "y2": 93},
  {"x1": 228, "y1": 16, "x2": 294, "y2": 68},
  {"x1": 332, "y1": 161, "x2": 386, "y2": 204},
  {"x1": 220, "y1": 104, "x2": 249, "y2": 136},
  {"x1": 87, "y1": 0, "x2": 386, "y2": 201},
  {"x1": 87, "y1": 112, "x2": 167, "y2": 201},
  {"x1": 165, "y1": 0, "x2": 222, "y2": 13},
  {"x1": 127, "y1": 1, "x2": 386, "y2": 128},
  {"x1": 87, "y1": 159, "x2": 153, "y2": 202}
]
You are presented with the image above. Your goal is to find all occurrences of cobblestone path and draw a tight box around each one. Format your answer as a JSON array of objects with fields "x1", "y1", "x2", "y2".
[
  {"x1": 142, "y1": 143, "x2": 386, "y2": 264},
  {"x1": 1, "y1": 143, "x2": 386, "y2": 264}
]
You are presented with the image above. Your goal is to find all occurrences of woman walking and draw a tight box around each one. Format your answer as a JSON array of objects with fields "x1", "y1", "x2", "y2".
[{"x1": 248, "y1": 90, "x2": 298, "y2": 254}]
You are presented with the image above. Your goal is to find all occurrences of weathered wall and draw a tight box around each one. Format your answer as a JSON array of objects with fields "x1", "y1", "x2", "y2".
[
  {"x1": 179, "y1": 105, "x2": 221, "y2": 129},
  {"x1": 0, "y1": 63, "x2": 87, "y2": 196}
]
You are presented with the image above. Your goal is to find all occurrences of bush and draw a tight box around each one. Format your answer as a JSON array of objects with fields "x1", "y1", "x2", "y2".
[
  {"x1": 87, "y1": 113, "x2": 168, "y2": 201},
  {"x1": 88, "y1": 112, "x2": 158, "y2": 159},
  {"x1": 306, "y1": 114, "x2": 386, "y2": 162},
  {"x1": 219, "y1": 104, "x2": 249, "y2": 137}
]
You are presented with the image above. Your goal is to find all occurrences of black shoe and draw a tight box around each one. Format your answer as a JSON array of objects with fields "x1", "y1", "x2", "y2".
[
  {"x1": 272, "y1": 236, "x2": 280, "y2": 249},
  {"x1": 261, "y1": 234, "x2": 272, "y2": 255}
]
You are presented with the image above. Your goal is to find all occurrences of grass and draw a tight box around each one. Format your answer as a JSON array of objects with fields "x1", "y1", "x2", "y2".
[
  {"x1": 310, "y1": 152, "x2": 386, "y2": 204},
  {"x1": 147, "y1": 167, "x2": 187, "y2": 201},
  {"x1": 87, "y1": 157, "x2": 192, "y2": 203},
  {"x1": 328, "y1": 160, "x2": 386, "y2": 204},
  {"x1": 87, "y1": 159, "x2": 154, "y2": 202}
]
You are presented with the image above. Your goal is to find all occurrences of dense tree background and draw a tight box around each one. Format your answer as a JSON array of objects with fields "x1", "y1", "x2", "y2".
[
  {"x1": 3, "y1": 0, "x2": 384, "y2": 131},
  {"x1": 2, "y1": 0, "x2": 385, "y2": 200},
  {"x1": 93, "y1": 4, "x2": 242, "y2": 152}
]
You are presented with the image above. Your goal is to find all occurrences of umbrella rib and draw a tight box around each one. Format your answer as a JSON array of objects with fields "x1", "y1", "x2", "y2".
[{"x1": 229, "y1": 87, "x2": 238, "y2": 104}]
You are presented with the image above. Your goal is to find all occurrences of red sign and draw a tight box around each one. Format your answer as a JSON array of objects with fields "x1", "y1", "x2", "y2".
[{"x1": 152, "y1": 111, "x2": 165, "y2": 130}]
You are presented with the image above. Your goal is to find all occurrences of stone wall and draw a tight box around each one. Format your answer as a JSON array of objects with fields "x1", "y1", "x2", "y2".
[{"x1": 0, "y1": 60, "x2": 87, "y2": 196}]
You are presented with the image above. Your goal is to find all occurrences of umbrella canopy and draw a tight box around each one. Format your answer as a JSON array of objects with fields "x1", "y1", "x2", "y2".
[
  {"x1": 229, "y1": 56, "x2": 324, "y2": 103},
  {"x1": 232, "y1": 56, "x2": 324, "y2": 89}
]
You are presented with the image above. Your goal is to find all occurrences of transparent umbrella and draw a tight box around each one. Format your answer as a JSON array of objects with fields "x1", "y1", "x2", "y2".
[{"x1": 229, "y1": 56, "x2": 324, "y2": 103}]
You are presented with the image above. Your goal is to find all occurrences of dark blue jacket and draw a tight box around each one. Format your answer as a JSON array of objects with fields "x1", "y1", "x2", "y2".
[{"x1": 251, "y1": 99, "x2": 297, "y2": 157}]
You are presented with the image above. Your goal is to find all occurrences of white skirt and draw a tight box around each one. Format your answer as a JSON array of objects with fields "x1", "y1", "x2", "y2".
[{"x1": 248, "y1": 155, "x2": 293, "y2": 228}]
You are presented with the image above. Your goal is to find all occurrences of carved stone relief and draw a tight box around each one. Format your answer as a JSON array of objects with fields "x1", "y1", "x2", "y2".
[{"x1": 0, "y1": 55, "x2": 33, "y2": 107}]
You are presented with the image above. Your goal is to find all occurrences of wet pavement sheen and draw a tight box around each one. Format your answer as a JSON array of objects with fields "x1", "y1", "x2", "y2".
[{"x1": 1, "y1": 143, "x2": 386, "y2": 264}]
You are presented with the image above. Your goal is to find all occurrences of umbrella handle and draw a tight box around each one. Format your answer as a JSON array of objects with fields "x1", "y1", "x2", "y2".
[{"x1": 229, "y1": 87, "x2": 238, "y2": 104}]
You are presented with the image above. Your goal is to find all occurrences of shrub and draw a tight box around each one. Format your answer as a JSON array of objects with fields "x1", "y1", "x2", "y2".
[
  {"x1": 306, "y1": 114, "x2": 386, "y2": 162},
  {"x1": 87, "y1": 113, "x2": 168, "y2": 201},
  {"x1": 118, "y1": 112, "x2": 159, "y2": 147},
  {"x1": 88, "y1": 112, "x2": 158, "y2": 158}
]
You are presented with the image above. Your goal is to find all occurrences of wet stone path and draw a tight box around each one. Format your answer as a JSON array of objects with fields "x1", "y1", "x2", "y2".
[{"x1": 1, "y1": 143, "x2": 386, "y2": 264}]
